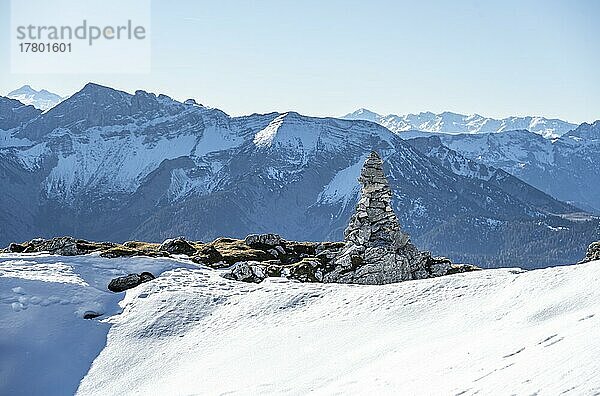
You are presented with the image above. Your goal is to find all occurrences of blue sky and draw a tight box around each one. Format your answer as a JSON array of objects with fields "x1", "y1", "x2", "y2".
[{"x1": 1, "y1": 0, "x2": 598, "y2": 122}]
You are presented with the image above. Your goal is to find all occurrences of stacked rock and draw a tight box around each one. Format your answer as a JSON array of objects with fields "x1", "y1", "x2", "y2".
[{"x1": 324, "y1": 151, "x2": 451, "y2": 284}]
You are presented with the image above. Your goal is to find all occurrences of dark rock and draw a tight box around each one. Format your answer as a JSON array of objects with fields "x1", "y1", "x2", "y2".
[
  {"x1": 83, "y1": 311, "x2": 102, "y2": 319},
  {"x1": 100, "y1": 247, "x2": 138, "y2": 258},
  {"x1": 158, "y1": 237, "x2": 196, "y2": 256},
  {"x1": 580, "y1": 241, "x2": 600, "y2": 263},
  {"x1": 192, "y1": 245, "x2": 224, "y2": 266},
  {"x1": 7, "y1": 243, "x2": 26, "y2": 253},
  {"x1": 107, "y1": 272, "x2": 156, "y2": 292},
  {"x1": 139, "y1": 271, "x2": 155, "y2": 282}
]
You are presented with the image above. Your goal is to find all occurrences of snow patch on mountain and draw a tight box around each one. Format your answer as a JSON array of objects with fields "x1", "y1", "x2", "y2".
[
  {"x1": 254, "y1": 112, "x2": 326, "y2": 156},
  {"x1": 343, "y1": 109, "x2": 577, "y2": 139},
  {"x1": 317, "y1": 156, "x2": 364, "y2": 205},
  {"x1": 193, "y1": 126, "x2": 243, "y2": 157},
  {"x1": 43, "y1": 132, "x2": 199, "y2": 199},
  {"x1": 440, "y1": 130, "x2": 555, "y2": 173},
  {"x1": 253, "y1": 113, "x2": 286, "y2": 147},
  {"x1": 166, "y1": 168, "x2": 211, "y2": 201},
  {"x1": 7, "y1": 85, "x2": 64, "y2": 111}
]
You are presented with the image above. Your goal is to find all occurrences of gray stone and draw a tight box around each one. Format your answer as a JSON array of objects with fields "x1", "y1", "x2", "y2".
[
  {"x1": 222, "y1": 261, "x2": 269, "y2": 283},
  {"x1": 244, "y1": 233, "x2": 283, "y2": 248},
  {"x1": 107, "y1": 271, "x2": 155, "y2": 292}
]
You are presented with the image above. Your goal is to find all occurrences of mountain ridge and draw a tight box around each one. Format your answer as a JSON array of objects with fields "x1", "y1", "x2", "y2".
[
  {"x1": 0, "y1": 83, "x2": 598, "y2": 267},
  {"x1": 7, "y1": 85, "x2": 64, "y2": 111},
  {"x1": 429, "y1": 124, "x2": 600, "y2": 214},
  {"x1": 343, "y1": 108, "x2": 578, "y2": 139}
]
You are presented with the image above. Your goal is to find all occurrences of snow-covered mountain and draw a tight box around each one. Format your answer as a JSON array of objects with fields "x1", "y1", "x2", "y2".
[
  {"x1": 0, "y1": 83, "x2": 597, "y2": 267},
  {"x1": 1, "y1": 252, "x2": 599, "y2": 395},
  {"x1": 343, "y1": 109, "x2": 577, "y2": 139},
  {"x1": 430, "y1": 123, "x2": 600, "y2": 214},
  {"x1": 407, "y1": 136, "x2": 578, "y2": 215},
  {"x1": 7, "y1": 85, "x2": 64, "y2": 111}
]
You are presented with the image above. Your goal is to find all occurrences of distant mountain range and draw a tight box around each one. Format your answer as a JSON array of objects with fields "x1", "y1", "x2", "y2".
[
  {"x1": 6, "y1": 85, "x2": 64, "y2": 111},
  {"x1": 427, "y1": 124, "x2": 600, "y2": 214},
  {"x1": 343, "y1": 108, "x2": 577, "y2": 139},
  {"x1": 0, "y1": 83, "x2": 598, "y2": 267}
]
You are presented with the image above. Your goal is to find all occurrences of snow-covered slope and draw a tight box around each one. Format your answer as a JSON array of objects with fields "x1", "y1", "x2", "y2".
[
  {"x1": 343, "y1": 109, "x2": 577, "y2": 139},
  {"x1": 0, "y1": 253, "x2": 200, "y2": 395},
  {"x1": 1, "y1": 253, "x2": 599, "y2": 395},
  {"x1": 7, "y1": 85, "x2": 64, "y2": 111}
]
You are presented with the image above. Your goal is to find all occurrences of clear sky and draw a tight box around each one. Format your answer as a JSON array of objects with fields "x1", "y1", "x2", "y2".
[{"x1": 1, "y1": 0, "x2": 598, "y2": 123}]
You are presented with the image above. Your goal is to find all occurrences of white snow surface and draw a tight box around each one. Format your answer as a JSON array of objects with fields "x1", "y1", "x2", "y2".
[
  {"x1": 0, "y1": 253, "x2": 199, "y2": 395},
  {"x1": 317, "y1": 156, "x2": 364, "y2": 205},
  {"x1": 1, "y1": 253, "x2": 599, "y2": 395}
]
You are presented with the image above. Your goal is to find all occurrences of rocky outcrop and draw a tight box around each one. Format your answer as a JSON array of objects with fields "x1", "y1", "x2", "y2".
[
  {"x1": 323, "y1": 151, "x2": 476, "y2": 285},
  {"x1": 5, "y1": 237, "x2": 115, "y2": 256},
  {"x1": 158, "y1": 237, "x2": 197, "y2": 255},
  {"x1": 107, "y1": 272, "x2": 155, "y2": 292},
  {"x1": 580, "y1": 241, "x2": 600, "y2": 263},
  {"x1": 215, "y1": 236, "x2": 344, "y2": 282},
  {"x1": 244, "y1": 233, "x2": 283, "y2": 248},
  {"x1": 223, "y1": 257, "x2": 335, "y2": 284}
]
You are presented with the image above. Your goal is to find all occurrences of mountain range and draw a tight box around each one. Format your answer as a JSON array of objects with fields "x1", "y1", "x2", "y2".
[
  {"x1": 343, "y1": 108, "x2": 578, "y2": 139},
  {"x1": 0, "y1": 83, "x2": 598, "y2": 267},
  {"x1": 420, "y1": 125, "x2": 600, "y2": 214},
  {"x1": 6, "y1": 85, "x2": 64, "y2": 111}
]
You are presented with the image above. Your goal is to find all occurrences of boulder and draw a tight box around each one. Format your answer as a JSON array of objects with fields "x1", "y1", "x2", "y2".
[
  {"x1": 83, "y1": 311, "x2": 102, "y2": 319},
  {"x1": 222, "y1": 261, "x2": 271, "y2": 283},
  {"x1": 158, "y1": 237, "x2": 196, "y2": 256},
  {"x1": 244, "y1": 233, "x2": 282, "y2": 248},
  {"x1": 107, "y1": 271, "x2": 155, "y2": 292},
  {"x1": 7, "y1": 243, "x2": 26, "y2": 253},
  {"x1": 31, "y1": 237, "x2": 90, "y2": 255}
]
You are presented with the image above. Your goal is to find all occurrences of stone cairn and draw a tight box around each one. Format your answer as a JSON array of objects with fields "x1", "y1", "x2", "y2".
[{"x1": 324, "y1": 151, "x2": 454, "y2": 284}]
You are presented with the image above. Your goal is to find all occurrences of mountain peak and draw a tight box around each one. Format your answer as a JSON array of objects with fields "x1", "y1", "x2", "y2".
[
  {"x1": 342, "y1": 108, "x2": 380, "y2": 122},
  {"x1": 68, "y1": 83, "x2": 131, "y2": 105},
  {"x1": 80, "y1": 82, "x2": 118, "y2": 93},
  {"x1": 566, "y1": 120, "x2": 600, "y2": 140},
  {"x1": 8, "y1": 85, "x2": 35, "y2": 95},
  {"x1": 7, "y1": 85, "x2": 63, "y2": 111}
]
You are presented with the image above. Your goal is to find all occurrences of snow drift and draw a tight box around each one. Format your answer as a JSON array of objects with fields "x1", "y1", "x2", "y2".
[{"x1": 1, "y1": 253, "x2": 599, "y2": 395}]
